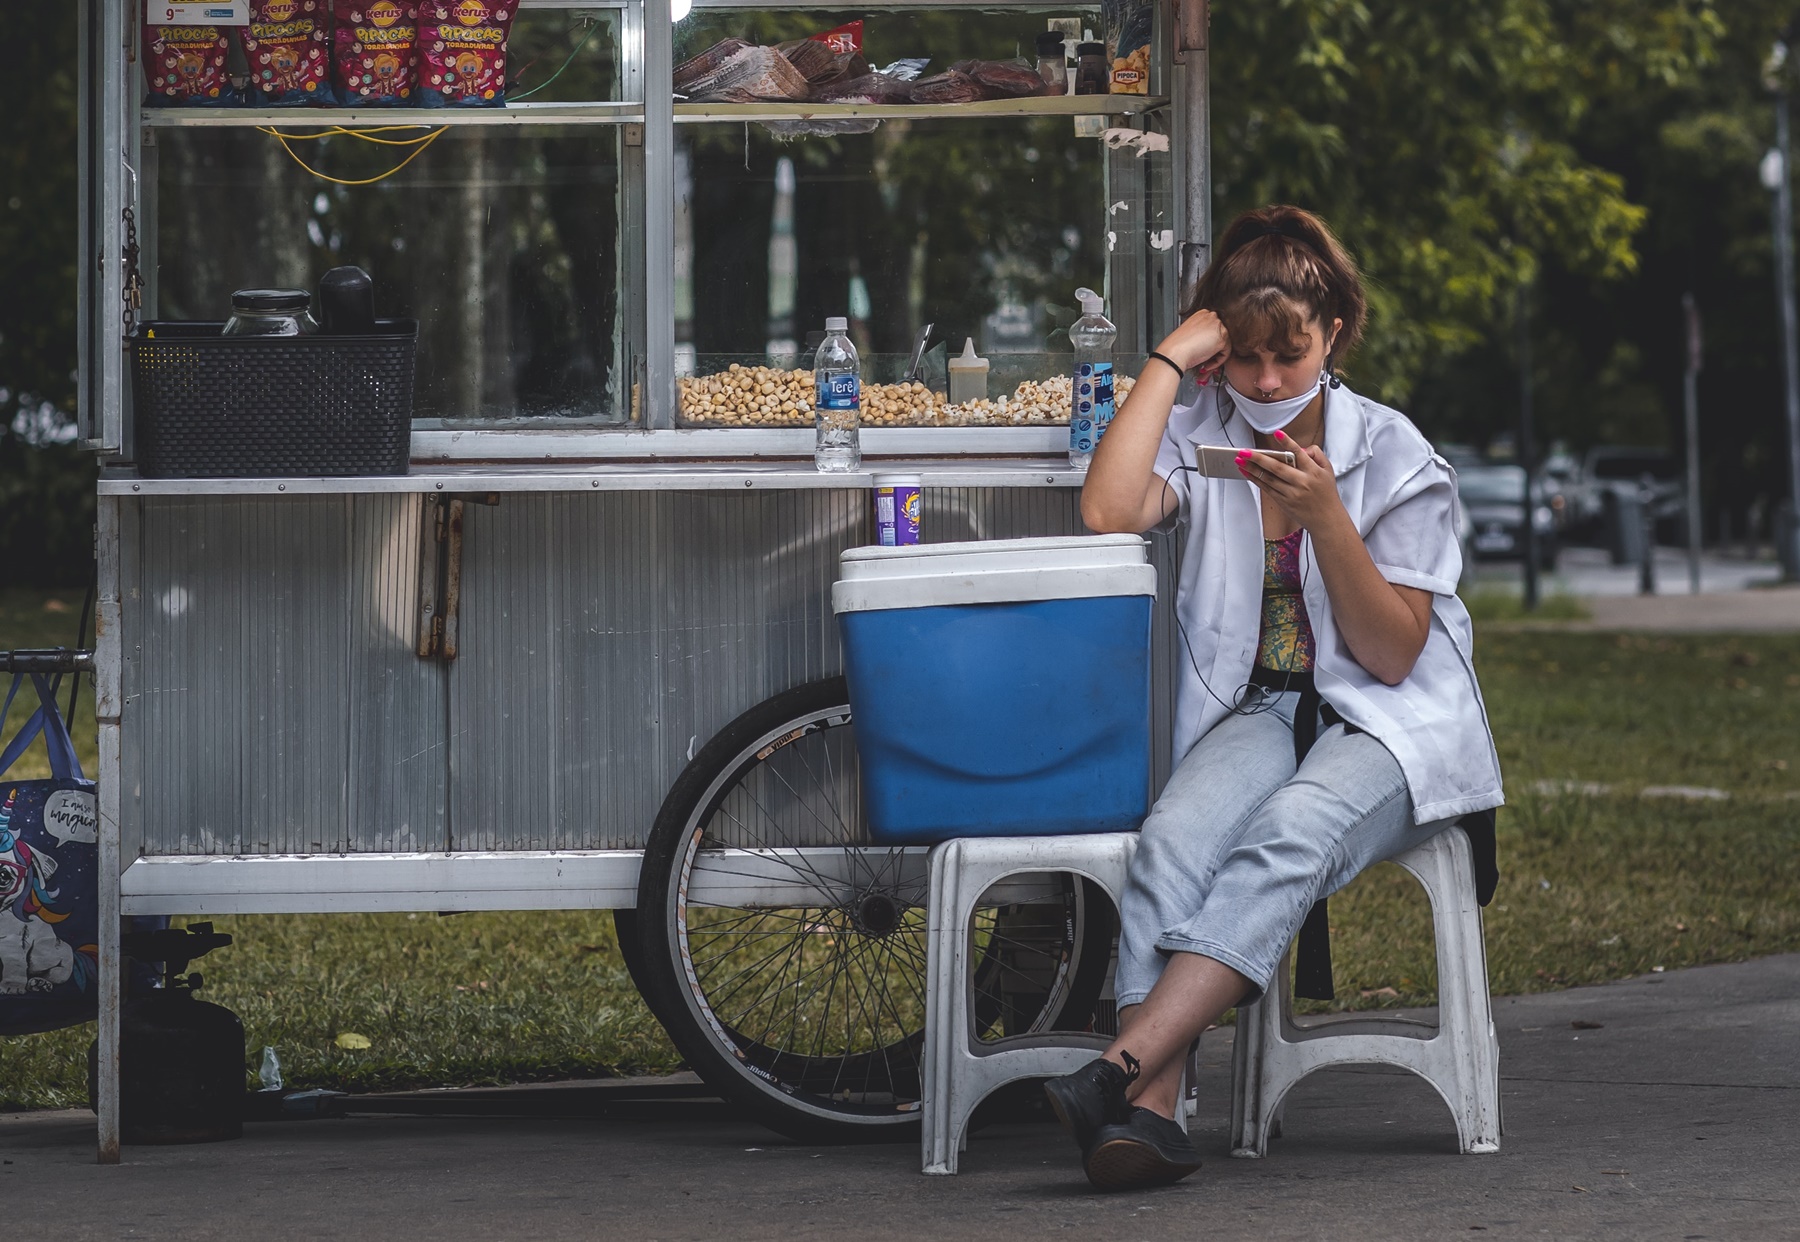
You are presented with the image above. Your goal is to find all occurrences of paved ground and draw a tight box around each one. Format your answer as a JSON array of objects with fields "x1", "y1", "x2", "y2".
[
  {"x1": 1469, "y1": 546, "x2": 1800, "y2": 632},
  {"x1": 5, "y1": 953, "x2": 1796, "y2": 1240},
  {"x1": 1468, "y1": 546, "x2": 1784, "y2": 599}
]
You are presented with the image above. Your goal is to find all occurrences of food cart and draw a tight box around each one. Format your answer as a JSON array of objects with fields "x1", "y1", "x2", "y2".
[{"x1": 74, "y1": 0, "x2": 1210, "y2": 1159}]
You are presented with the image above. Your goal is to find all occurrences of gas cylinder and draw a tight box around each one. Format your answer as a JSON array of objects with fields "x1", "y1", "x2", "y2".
[{"x1": 88, "y1": 923, "x2": 244, "y2": 1143}]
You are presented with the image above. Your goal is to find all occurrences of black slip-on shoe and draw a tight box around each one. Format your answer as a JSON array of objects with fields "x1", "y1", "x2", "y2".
[
  {"x1": 1084, "y1": 1107, "x2": 1203, "y2": 1192},
  {"x1": 1042, "y1": 1054, "x2": 1138, "y2": 1153}
]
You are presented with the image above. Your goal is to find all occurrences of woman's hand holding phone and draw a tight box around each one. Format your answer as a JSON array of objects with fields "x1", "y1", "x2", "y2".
[{"x1": 1235, "y1": 431, "x2": 1345, "y2": 531}]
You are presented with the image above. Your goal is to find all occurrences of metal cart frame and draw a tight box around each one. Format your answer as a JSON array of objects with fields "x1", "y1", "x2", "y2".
[{"x1": 75, "y1": 0, "x2": 1212, "y2": 1161}]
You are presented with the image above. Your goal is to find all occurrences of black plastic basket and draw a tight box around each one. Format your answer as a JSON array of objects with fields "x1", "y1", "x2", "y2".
[{"x1": 130, "y1": 320, "x2": 418, "y2": 478}]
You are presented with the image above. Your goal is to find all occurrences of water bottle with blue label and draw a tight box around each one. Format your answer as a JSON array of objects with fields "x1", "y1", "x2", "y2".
[
  {"x1": 814, "y1": 316, "x2": 862, "y2": 473},
  {"x1": 1068, "y1": 287, "x2": 1117, "y2": 470}
]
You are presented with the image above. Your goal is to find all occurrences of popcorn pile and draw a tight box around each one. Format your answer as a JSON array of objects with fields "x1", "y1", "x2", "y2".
[{"x1": 678, "y1": 364, "x2": 1134, "y2": 428}]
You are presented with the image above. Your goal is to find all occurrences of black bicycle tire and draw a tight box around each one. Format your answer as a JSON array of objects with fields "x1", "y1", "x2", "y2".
[{"x1": 633, "y1": 677, "x2": 1112, "y2": 1143}]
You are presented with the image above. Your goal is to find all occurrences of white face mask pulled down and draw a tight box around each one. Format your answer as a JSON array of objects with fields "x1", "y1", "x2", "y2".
[{"x1": 1224, "y1": 373, "x2": 1326, "y2": 435}]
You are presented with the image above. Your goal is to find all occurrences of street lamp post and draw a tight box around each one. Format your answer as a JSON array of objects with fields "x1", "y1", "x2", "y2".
[
  {"x1": 1683, "y1": 293, "x2": 1703, "y2": 595},
  {"x1": 1763, "y1": 39, "x2": 1800, "y2": 578},
  {"x1": 1517, "y1": 284, "x2": 1540, "y2": 611}
]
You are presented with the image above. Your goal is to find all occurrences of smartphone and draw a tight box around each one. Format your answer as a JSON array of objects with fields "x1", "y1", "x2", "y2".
[{"x1": 1195, "y1": 445, "x2": 1297, "y2": 479}]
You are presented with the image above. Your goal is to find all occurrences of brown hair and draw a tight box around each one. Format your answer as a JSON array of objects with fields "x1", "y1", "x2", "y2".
[{"x1": 1185, "y1": 205, "x2": 1368, "y2": 369}]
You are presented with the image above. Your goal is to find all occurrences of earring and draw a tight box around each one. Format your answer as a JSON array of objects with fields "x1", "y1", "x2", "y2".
[{"x1": 1327, "y1": 371, "x2": 1342, "y2": 389}]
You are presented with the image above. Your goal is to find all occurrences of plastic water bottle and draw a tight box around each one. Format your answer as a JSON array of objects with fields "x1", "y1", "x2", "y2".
[
  {"x1": 259, "y1": 1046, "x2": 283, "y2": 1092},
  {"x1": 1068, "y1": 287, "x2": 1118, "y2": 470},
  {"x1": 814, "y1": 316, "x2": 862, "y2": 473}
]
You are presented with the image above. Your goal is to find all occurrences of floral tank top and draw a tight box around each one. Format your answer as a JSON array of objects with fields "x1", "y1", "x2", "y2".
[{"x1": 1257, "y1": 529, "x2": 1315, "y2": 672}]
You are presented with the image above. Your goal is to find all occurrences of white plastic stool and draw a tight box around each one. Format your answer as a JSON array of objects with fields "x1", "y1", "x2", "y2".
[
  {"x1": 1229, "y1": 824, "x2": 1502, "y2": 1157},
  {"x1": 921, "y1": 833, "x2": 1147, "y2": 1175}
]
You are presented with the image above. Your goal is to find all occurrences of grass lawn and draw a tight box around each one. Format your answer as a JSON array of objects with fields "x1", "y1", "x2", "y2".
[{"x1": 4, "y1": 589, "x2": 1799, "y2": 1110}]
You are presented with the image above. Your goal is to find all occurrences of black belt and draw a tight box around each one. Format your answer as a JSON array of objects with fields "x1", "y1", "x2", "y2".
[{"x1": 1243, "y1": 665, "x2": 1500, "y2": 1001}]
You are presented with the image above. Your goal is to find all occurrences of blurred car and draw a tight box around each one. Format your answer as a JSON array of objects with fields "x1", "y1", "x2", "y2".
[
  {"x1": 1537, "y1": 447, "x2": 1579, "y2": 534},
  {"x1": 1456, "y1": 464, "x2": 1560, "y2": 570},
  {"x1": 1569, "y1": 446, "x2": 1683, "y2": 543}
]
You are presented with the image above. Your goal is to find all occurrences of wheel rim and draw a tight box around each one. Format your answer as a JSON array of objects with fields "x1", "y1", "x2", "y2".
[{"x1": 668, "y1": 700, "x2": 1094, "y2": 1127}]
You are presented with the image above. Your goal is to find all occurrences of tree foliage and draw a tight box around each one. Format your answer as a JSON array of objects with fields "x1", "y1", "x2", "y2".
[{"x1": 1209, "y1": 0, "x2": 1722, "y2": 401}]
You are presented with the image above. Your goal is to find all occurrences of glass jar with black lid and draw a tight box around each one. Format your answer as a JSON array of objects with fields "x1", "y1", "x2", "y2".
[{"x1": 222, "y1": 289, "x2": 320, "y2": 337}]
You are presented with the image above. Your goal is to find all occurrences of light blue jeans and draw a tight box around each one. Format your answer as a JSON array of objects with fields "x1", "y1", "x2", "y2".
[{"x1": 1115, "y1": 689, "x2": 1449, "y2": 1007}]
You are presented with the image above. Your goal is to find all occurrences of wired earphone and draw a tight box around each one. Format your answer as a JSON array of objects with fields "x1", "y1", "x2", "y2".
[{"x1": 1148, "y1": 381, "x2": 1317, "y2": 720}]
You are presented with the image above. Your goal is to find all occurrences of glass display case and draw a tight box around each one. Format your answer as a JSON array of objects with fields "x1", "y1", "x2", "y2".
[{"x1": 85, "y1": 0, "x2": 1190, "y2": 451}]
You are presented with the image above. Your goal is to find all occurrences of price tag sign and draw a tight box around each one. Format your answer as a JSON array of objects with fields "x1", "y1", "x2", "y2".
[{"x1": 147, "y1": 1, "x2": 249, "y2": 24}]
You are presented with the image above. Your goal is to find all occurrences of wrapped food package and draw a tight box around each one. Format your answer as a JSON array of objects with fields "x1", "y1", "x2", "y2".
[
  {"x1": 1104, "y1": 0, "x2": 1153, "y2": 93},
  {"x1": 681, "y1": 43, "x2": 811, "y2": 102},
  {"x1": 417, "y1": 0, "x2": 516, "y2": 106},
  {"x1": 143, "y1": 24, "x2": 238, "y2": 105},
  {"x1": 778, "y1": 37, "x2": 840, "y2": 82},
  {"x1": 810, "y1": 71, "x2": 915, "y2": 104},
  {"x1": 909, "y1": 69, "x2": 986, "y2": 104},
  {"x1": 957, "y1": 57, "x2": 1056, "y2": 98},
  {"x1": 333, "y1": 0, "x2": 421, "y2": 105},
  {"x1": 674, "y1": 37, "x2": 749, "y2": 94},
  {"x1": 240, "y1": 0, "x2": 333, "y2": 105},
  {"x1": 807, "y1": 20, "x2": 862, "y2": 55}
]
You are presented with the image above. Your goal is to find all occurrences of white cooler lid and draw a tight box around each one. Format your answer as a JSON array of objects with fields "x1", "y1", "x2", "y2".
[{"x1": 833, "y1": 534, "x2": 1156, "y2": 613}]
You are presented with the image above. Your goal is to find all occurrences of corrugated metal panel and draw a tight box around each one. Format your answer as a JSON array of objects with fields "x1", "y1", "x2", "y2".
[
  {"x1": 123, "y1": 488, "x2": 1179, "y2": 857},
  {"x1": 127, "y1": 496, "x2": 447, "y2": 855},
  {"x1": 345, "y1": 494, "x2": 449, "y2": 851}
]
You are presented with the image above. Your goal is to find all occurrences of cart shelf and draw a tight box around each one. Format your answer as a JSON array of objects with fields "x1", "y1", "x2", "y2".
[
  {"x1": 97, "y1": 455, "x2": 1088, "y2": 496},
  {"x1": 137, "y1": 94, "x2": 1163, "y2": 129},
  {"x1": 674, "y1": 94, "x2": 1166, "y2": 122},
  {"x1": 139, "y1": 101, "x2": 647, "y2": 128}
]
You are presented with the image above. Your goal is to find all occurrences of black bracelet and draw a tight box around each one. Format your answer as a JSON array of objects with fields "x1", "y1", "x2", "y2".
[{"x1": 1146, "y1": 350, "x2": 1186, "y2": 379}]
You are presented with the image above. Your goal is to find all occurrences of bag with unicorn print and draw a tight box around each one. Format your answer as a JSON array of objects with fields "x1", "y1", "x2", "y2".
[{"x1": 0, "y1": 673, "x2": 102, "y2": 1034}]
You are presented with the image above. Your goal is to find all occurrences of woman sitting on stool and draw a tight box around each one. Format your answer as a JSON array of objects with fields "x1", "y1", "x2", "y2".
[{"x1": 1051, "y1": 204, "x2": 1504, "y2": 1192}]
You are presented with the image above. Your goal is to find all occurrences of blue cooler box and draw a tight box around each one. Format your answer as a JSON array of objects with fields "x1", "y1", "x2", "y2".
[{"x1": 832, "y1": 534, "x2": 1157, "y2": 845}]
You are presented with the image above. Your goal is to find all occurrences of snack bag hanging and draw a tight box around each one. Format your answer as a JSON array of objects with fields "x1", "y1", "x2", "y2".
[
  {"x1": 241, "y1": 0, "x2": 333, "y2": 105},
  {"x1": 142, "y1": 24, "x2": 239, "y2": 106},
  {"x1": 418, "y1": 0, "x2": 516, "y2": 106},
  {"x1": 334, "y1": 0, "x2": 421, "y2": 104},
  {"x1": 0, "y1": 676, "x2": 99, "y2": 1035}
]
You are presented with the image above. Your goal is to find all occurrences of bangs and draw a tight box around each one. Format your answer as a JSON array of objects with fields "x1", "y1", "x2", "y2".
[{"x1": 1218, "y1": 289, "x2": 1318, "y2": 357}]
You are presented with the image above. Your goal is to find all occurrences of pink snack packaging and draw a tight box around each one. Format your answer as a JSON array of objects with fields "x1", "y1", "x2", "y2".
[
  {"x1": 142, "y1": 24, "x2": 238, "y2": 106},
  {"x1": 333, "y1": 0, "x2": 421, "y2": 104},
  {"x1": 240, "y1": 0, "x2": 333, "y2": 105},
  {"x1": 417, "y1": 0, "x2": 516, "y2": 107}
]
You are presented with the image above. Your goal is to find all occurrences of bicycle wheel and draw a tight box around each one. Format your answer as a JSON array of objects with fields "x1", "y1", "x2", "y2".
[{"x1": 633, "y1": 677, "x2": 1113, "y2": 1143}]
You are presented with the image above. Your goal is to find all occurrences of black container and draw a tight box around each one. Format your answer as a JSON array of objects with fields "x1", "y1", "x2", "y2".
[
  {"x1": 1075, "y1": 41, "x2": 1108, "y2": 94},
  {"x1": 88, "y1": 988, "x2": 246, "y2": 1144},
  {"x1": 129, "y1": 319, "x2": 418, "y2": 478},
  {"x1": 317, "y1": 267, "x2": 377, "y2": 335}
]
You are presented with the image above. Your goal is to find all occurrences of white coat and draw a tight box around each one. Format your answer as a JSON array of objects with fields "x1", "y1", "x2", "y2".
[{"x1": 1151, "y1": 380, "x2": 1505, "y2": 825}]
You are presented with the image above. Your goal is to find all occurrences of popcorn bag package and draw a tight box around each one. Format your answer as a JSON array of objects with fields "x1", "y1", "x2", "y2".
[
  {"x1": 418, "y1": 0, "x2": 516, "y2": 107},
  {"x1": 241, "y1": 0, "x2": 333, "y2": 105},
  {"x1": 1103, "y1": 0, "x2": 1152, "y2": 94},
  {"x1": 334, "y1": 0, "x2": 421, "y2": 104},
  {"x1": 142, "y1": 24, "x2": 238, "y2": 106}
]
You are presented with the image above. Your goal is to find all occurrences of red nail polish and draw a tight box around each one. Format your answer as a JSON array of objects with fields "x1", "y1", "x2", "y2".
[{"x1": 1274, "y1": 430, "x2": 1286, "y2": 440}]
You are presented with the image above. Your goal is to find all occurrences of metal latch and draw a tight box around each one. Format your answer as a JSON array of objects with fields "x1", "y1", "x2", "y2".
[{"x1": 416, "y1": 494, "x2": 497, "y2": 661}]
